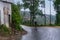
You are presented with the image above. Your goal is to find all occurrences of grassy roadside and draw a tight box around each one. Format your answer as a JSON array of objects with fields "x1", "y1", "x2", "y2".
[
  {"x1": 22, "y1": 24, "x2": 60, "y2": 28},
  {"x1": 0, "y1": 24, "x2": 27, "y2": 40}
]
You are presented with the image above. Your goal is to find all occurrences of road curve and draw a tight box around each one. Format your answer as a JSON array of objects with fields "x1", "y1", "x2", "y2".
[{"x1": 21, "y1": 25, "x2": 60, "y2": 40}]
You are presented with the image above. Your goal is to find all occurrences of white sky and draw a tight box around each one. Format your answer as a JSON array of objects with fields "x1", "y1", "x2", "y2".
[{"x1": 14, "y1": 0, "x2": 56, "y2": 15}]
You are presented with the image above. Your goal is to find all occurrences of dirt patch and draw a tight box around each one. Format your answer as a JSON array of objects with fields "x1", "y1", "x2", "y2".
[{"x1": 0, "y1": 30, "x2": 27, "y2": 40}]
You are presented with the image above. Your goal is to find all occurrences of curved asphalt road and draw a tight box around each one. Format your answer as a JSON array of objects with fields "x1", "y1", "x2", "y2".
[{"x1": 21, "y1": 25, "x2": 60, "y2": 40}]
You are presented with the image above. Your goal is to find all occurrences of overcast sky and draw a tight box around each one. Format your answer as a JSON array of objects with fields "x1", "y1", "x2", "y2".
[{"x1": 14, "y1": 0, "x2": 56, "y2": 15}]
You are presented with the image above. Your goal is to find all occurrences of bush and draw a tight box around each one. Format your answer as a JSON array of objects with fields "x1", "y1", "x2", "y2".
[
  {"x1": 15, "y1": 25, "x2": 22, "y2": 31},
  {"x1": 0, "y1": 24, "x2": 10, "y2": 31},
  {"x1": 56, "y1": 24, "x2": 60, "y2": 26},
  {"x1": 11, "y1": 4, "x2": 22, "y2": 31},
  {"x1": 48, "y1": 24, "x2": 56, "y2": 26},
  {"x1": 0, "y1": 24, "x2": 11, "y2": 36},
  {"x1": 22, "y1": 20, "x2": 31, "y2": 25}
]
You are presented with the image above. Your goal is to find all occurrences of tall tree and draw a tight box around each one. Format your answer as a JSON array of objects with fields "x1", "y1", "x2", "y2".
[
  {"x1": 40, "y1": 0, "x2": 46, "y2": 25},
  {"x1": 54, "y1": 0, "x2": 60, "y2": 25},
  {"x1": 17, "y1": 1, "x2": 20, "y2": 10},
  {"x1": 48, "y1": 0, "x2": 52, "y2": 25},
  {"x1": 22, "y1": 0, "x2": 41, "y2": 26},
  {"x1": 17, "y1": 2, "x2": 22, "y2": 24}
]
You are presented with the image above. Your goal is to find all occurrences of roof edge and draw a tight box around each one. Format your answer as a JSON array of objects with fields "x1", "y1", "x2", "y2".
[{"x1": 0, "y1": 1, "x2": 13, "y2": 4}]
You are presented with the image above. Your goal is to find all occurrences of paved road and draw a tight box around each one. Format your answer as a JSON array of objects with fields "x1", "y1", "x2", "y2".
[{"x1": 21, "y1": 25, "x2": 60, "y2": 40}]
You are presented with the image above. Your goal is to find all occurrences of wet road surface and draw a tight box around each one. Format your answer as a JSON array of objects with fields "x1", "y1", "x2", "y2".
[{"x1": 21, "y1": 25, "x2": 60, "y2": 40}]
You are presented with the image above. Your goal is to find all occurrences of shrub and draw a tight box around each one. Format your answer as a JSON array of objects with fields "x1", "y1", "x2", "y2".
[
  {"x1": 11, "y1": 4, "x2": 22, "y2": 31},
  {"x1": 56, "y1": 24, "x2": 60, "y2": 26},
  {"x1": 0, "y1": 24, "x2": 11, "y2": 36}
]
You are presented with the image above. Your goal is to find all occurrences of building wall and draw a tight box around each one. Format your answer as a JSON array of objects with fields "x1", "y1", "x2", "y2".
[
  {"x1": 0, "y1": 9, "x2": 1, "y2": 24},
  {"x1": 0, "y1": 1, "x2": 11, "y2": 27},
  {"x1": 0, "y1": 2, "x2": 4, "y2": 24},
  {"x1": 3, "y1": 2, "x2": 11, "y2": 27}
]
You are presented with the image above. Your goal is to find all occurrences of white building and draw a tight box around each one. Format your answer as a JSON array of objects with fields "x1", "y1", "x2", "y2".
[{"x1": 0, "y1": 0, "x2": 13, "y2": 27}]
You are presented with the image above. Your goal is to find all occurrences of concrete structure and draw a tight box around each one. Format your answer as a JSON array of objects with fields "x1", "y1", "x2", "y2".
[{"x1": 0, "y1": 0, "x2": 13, "y2": 27}]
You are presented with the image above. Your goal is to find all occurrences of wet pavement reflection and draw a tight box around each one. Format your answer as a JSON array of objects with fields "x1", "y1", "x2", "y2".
[{"x1": 21, "y1": 25, "x2": 60, "y2": 40}]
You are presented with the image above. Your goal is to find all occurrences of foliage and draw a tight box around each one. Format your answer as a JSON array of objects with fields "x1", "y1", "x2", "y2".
[
  {"x1": 22, "y1": 0, "x2": 43, "y2": 26},
  {"x1": 22, "y1": 20, "x2": 31, "y2": 26},
  {"x1": 0, "y1": 24, "x2": 11, "y2": 36},
  {"x1": 17, "y1": 1, "x2": 21, "y2": 10},
  {"x1": 54, "y1": 0, "x2": 60, "y2": 25},
  {"x1": 35, "y1": 9, "x2": 43, "y2": 15},
  {"x1": 11, "y1": 3, "x2": 22, "y2": 31}
]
